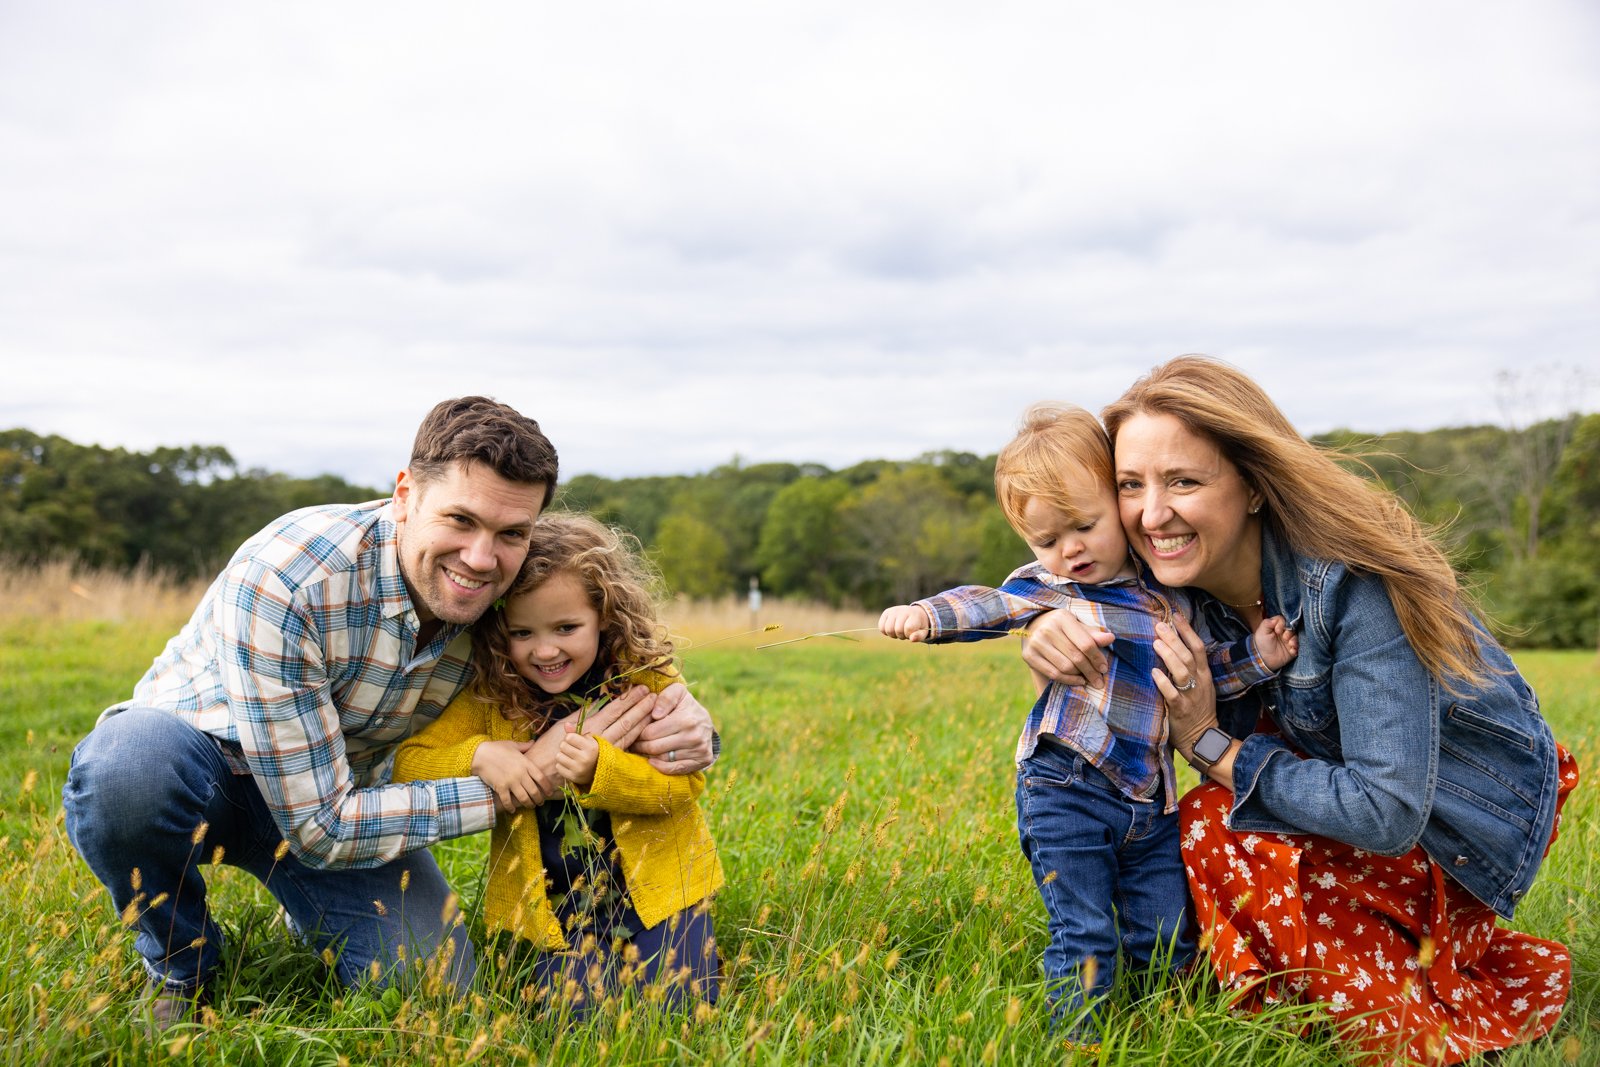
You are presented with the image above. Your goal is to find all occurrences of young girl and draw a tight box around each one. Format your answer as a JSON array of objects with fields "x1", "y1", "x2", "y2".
[{"x1": 392, "y1": 512, "x2": 722, "y2": 1017}]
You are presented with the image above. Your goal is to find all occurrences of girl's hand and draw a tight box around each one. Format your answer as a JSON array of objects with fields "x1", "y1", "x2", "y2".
[
  {"x1": 635, "y1": 682, "x2": 716, "y2": 775},
  {"x1": 1021, "y1": 610, "x2": 1116, "y2": 689},
  {"x1": 879, "y1": 604, "x2": 931, "y2": 642},
  {"x1": 556, "y1": 728, "x2": 600, "y2": 789},
  {"x1": 520, "y1": 724, "x2": 568, "y2": 797},
  {"x1": 1152, "y1": 614, "x2": 1221, "y2": 759},
  {"x1": 1254, "y1": 615, "x2": 1300, "y2": 672},
  {"x1": 470, "y1": 739, "x2": 549, "y2": 814}
]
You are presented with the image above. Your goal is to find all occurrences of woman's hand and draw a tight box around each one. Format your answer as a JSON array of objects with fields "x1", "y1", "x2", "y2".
[
  {"x1": 1021, "y1": 610, "x2": 1116, "y2": 689},
  {"x1": 1153, "y1": 614, "x2": 1222, "y2": 757},
  {"x1": 633, "y1": 682, "x2": 716, "y2": 775}
]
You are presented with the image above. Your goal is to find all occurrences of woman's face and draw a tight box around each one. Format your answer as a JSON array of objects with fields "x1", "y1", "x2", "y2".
[{"x1": 1113, "y1": 411, "x2": 1263, "y2": 600}]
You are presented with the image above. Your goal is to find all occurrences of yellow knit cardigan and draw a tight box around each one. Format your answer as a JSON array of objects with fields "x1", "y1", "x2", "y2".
[{"x1": 390, "y1": 670, "x2": 723, "y2": 950}]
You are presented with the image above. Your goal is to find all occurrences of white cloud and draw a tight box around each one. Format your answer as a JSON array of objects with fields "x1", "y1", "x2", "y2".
[{"x1": 1, "y1": 0, "x2": 1596, "y2": 486}]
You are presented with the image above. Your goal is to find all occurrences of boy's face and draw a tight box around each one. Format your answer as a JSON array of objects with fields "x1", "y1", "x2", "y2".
[{"x1": 1018, "y1": 474, "x2": 1133, "y2": 585}]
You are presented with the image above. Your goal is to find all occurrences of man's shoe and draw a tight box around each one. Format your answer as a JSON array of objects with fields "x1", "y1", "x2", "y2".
[{"x1": 142, "y1": 980, "x2": 208, "y2": 1034}]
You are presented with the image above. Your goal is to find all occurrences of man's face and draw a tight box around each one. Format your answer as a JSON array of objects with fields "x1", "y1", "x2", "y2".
[{"x1": 392, "y1": 461, "x2": 545, "y2": 625}]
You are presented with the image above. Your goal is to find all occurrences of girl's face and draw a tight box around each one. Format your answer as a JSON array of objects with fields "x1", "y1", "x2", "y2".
[
  {"x1": 1113, "y1": 411, "x2": 1263, "y2": 603},
  {"x1": 504, "y1": 571, "x2": 602, "y2": 695}
]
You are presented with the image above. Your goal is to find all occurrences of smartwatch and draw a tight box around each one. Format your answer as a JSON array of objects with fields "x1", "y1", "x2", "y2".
[{"x1": 1188, "y1": 727, "x2": 1233, "y2": 772}]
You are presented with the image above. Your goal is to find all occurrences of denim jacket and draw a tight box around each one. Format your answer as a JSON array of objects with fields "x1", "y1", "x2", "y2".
[{"x1": 1197, "y1": 526, "x2": 1560, "y2": 920}]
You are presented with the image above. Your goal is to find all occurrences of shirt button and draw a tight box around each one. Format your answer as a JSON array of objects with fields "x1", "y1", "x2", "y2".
[{"x1": 1453, "y1": 855, "x2": 1469, "y2": 867}]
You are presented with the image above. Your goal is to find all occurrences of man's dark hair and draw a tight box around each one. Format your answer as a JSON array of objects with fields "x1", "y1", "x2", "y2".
[{"x1": 409, "y1": 396, "x2": 559, "y2": 507}]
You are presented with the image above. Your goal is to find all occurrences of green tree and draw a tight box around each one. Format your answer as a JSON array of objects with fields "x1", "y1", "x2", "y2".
[
  {"x1": 756, "y1": 477, "x2": 853, "y2": 601},
  {"x1": 837, "y1": 466, "x2": 982, "y2": 605},
  {"x1": 652, "y1": 512, "x2": 732, "y2": 598}
]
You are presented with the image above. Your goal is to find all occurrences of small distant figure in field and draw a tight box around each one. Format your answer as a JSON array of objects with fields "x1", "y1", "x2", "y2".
[
  {"x1": 879, "y1": 403, "x2": 1296, "y2": 1045},
  {"x1": 392, "y1": 512, "x2": 722, "y2": 1018}
]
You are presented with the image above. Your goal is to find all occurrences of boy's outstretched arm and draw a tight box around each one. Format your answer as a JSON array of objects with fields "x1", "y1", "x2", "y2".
[{"x1": 879, "y1": 604, "x2": 933, "y2": 642}]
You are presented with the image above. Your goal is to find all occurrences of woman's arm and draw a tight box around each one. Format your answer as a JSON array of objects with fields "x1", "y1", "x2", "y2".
[
  {"x1": 1019, "y1": 609, "x2": 1118, "y2": 690},
  {"x1": 1157, "y1": 578, "x2": 1436, "y2": 855}
]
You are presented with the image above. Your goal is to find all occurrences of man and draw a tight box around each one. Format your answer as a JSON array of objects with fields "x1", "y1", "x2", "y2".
[{"x1": 62, "y1": 396, "x2": 717, "y2": 1028}]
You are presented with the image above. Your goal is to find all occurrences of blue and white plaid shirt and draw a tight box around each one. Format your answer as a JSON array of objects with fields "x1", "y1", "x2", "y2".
[
  {"x1": 107, "y1": 500, "x2": 496, "y2": 868},
  {"x1": 916, "y1": 561, "x2": 1276, "y2": 813}
]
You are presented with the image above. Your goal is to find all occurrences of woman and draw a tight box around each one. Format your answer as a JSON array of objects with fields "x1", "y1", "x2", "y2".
[{"x1": 1023, "y1": 356, "x2": 1576, "y2": 1064}]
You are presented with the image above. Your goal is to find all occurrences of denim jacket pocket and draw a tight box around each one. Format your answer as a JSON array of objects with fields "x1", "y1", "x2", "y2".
[{"x1": 1438, "y1": 703, "x2": 1541, "y2": 810}]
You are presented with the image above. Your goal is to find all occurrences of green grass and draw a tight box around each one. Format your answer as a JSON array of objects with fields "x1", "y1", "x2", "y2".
[{"x1": 1, "y1": 619, "x2": 1596, "y2": 1065}]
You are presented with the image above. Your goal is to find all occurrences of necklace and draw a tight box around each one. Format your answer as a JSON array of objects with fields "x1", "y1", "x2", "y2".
[{"x1": 1224, "y1": 597, "x2": 1264, "y2": 610}]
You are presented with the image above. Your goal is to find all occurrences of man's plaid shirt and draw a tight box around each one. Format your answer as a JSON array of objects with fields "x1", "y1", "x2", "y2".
[
  {"x1": 107, "y1": 500, "x2": 496, "y2": 868},
  {"x1": 915, "y1": 561, "x2": 1276, "y2": 813}
]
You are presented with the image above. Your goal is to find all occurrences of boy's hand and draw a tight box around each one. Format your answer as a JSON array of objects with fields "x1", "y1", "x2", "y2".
[
  {"x1": 557, "y1": 728, "x2": 601, "y2": 790},
  {"x1": 1254, "y1": 615, "x2": 1299, "y2": 672},
  {"x1": 470, "y1": 739, "x2": 548, "y2": 814},
  {"x1": 879, "y1": 604, "x2": 932, "y2": 642}
]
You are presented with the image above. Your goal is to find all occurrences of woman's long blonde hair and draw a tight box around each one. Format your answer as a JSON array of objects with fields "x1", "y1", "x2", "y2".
[
  {"x1": 470, "y1": 512, "x2": 675, "y2": 727},
  {"x1": 1102, "y1": 354, "x2": 1488, "y2": 686}
]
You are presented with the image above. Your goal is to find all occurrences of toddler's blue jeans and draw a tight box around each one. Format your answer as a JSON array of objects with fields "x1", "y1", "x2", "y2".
[{"x1": 1015, "y1": 739, "x2": 1195, "y2": 1039}]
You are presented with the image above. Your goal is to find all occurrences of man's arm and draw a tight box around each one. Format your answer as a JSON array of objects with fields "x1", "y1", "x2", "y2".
[{"x1": 221, "y1": 566, "x2": 495, "y2": 869}]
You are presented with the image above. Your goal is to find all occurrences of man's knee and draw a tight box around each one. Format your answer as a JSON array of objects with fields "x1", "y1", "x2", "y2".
[{"x1": 63, "y1": 708, "x2": 221, "y2": 848}]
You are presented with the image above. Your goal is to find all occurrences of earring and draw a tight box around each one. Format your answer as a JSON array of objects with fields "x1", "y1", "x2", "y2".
[{"x1": 1248, "y1": 503, "x2": 1261, "y2": 514}]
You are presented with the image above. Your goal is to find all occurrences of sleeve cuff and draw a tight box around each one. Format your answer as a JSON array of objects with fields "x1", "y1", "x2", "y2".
[
  {"x1": 915, "y1": 597, "x2": 956, "y2": 639},
  {"x1": 434, "y1": 776, "x2": 497, "y2": 839},
  {"x1": 1224, "y1": 734, "x2": 1301, "y2": 835}
]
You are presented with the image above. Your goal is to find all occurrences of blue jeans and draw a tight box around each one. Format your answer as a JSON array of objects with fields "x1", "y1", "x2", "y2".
[
  {"x1": 1015, "y1": 740, "x2": 1194, "y2": 1033},
  {"x1": 61, "y1": 708, "x2": 475, "y2": 994}
]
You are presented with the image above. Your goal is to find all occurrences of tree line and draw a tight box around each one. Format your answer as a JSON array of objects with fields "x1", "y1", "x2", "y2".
[{"x1": 3, "y1": 416, "x2": 1597, "y2": 648}]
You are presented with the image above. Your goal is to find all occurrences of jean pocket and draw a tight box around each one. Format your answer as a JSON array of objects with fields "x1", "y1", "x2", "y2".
[{"x1": 1020, "y1": 744, "x2": 1083, "y2": 790}]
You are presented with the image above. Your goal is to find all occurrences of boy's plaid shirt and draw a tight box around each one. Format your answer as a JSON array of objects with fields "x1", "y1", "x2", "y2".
[
  {"x1": 108, "y1": 500, "x2": 496, "y2": 868},
  {"x1": 915, "y1": 561, "x2": 1276, "y2": 813}
]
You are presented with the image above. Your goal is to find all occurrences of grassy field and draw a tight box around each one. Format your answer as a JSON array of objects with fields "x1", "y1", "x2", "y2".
[{"x1": 0, "y1": 605, "x2": 1595, "y2": 1065}]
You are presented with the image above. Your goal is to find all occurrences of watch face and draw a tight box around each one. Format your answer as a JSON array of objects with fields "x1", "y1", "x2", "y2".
[{"x1": 1194, "y1": 729, "x2": 1231, "y2": 764}]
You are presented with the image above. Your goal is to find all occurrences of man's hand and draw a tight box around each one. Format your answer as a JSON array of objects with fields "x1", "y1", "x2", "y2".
[
  {"x1": 633, "y1": 682, "x2": 715, "y2": 775},
  {"x1": 878, "y1": 604, "x2": 932, "y2": 642},
  {"x1": 556, "y1": 729, "x2": 601, "y2": 790},
  {"x1": 563, "y1": 685, "x2": 658, "y2": 748},
  {"x1": 470, "y1": 739, "x2": 548, "y2": 814}
]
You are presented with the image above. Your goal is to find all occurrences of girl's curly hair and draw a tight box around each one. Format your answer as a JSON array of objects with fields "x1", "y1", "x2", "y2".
[{"x1": 469, "y1": 511, "x2": 675, "y2": 728}]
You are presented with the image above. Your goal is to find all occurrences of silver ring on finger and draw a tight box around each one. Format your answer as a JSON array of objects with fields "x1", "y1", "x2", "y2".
[
  {"x1": 668, "y1": 749, "x2": 677, "y2": 763},
  {"x1": 1175, "y1": 675, "x2": 1197, "y2": 692}
]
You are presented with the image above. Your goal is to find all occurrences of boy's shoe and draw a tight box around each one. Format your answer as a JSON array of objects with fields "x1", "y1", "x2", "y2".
[{"x1": 142, "y1": 979, "x2": 209, "y2": 1034}]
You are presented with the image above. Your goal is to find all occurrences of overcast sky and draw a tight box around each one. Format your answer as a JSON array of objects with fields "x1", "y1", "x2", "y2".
[{"x1": 2, "y1": 1, "x2": 1596, "y2": 488}]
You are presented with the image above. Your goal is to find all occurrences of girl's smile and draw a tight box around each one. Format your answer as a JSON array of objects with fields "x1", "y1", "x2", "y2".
[{"x1": 503, "y1": 572, "x2": 602, "y2": 695}]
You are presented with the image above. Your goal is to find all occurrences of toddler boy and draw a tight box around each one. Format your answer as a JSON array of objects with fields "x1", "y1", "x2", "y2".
[{"x1": 879, "y1": 403, "x2": 1297, "y2": 1041}]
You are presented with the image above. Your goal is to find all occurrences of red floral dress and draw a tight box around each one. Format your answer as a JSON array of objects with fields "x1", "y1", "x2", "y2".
[{"x1": 1182, "y1": 746, "x2": 1578, "y2": 1065}]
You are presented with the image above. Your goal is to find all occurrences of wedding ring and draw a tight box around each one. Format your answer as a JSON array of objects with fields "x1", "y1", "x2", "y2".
[
  {"x1": 668, "y1": 749, "x2": 677, "y2": 763},
  {"x1": 1175, "y1": 675, "x2": 1197, "y2": 692}
]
